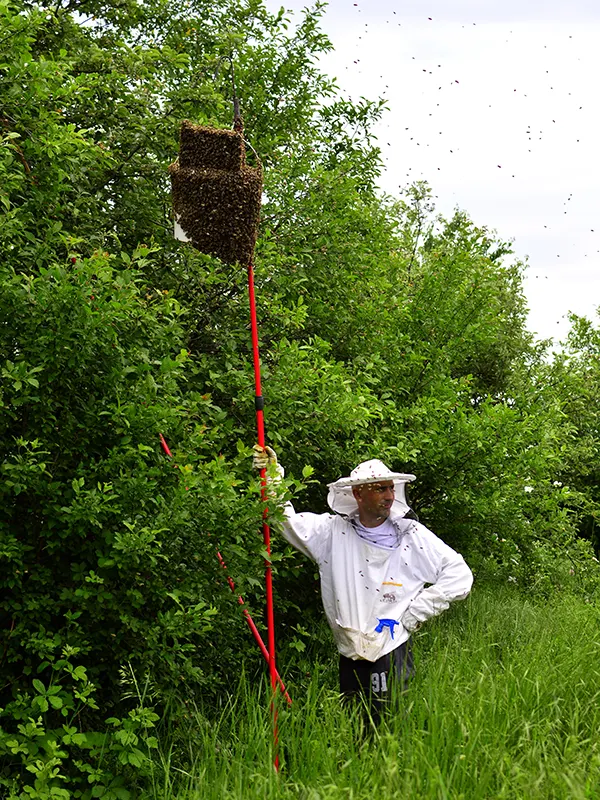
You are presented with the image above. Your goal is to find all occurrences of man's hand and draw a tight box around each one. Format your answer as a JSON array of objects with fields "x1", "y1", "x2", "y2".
[
  {"x1": 401, "y1": 607, "x2": 423, "y2": 633},
  {"x1": 252, "y1": 445, "x2": 285, "y2": 480},
  {"x1": 252, "y1": 445, "x2": 285, "y2": 504},
  {"x1": 252, "y1": 444, "x2": 278, "y2": 472}
]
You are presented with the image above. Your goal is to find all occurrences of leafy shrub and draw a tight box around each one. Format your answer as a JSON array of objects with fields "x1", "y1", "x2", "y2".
[
  {"x1": 0, "y1": 250, "x2": 275, "y2": 791},
  {"x1": 0, "y1": 649, "x2": 160, "y2": 799}
]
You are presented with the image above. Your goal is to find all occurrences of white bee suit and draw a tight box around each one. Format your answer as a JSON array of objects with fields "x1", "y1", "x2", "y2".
[{"x1": 280, "y1": 460, "x2": 473, "y2": 662}]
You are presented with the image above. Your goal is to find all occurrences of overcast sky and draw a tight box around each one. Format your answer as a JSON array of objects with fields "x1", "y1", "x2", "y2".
[{"x1": 265, "y1": 0, "x2": 600, "y2": 345}]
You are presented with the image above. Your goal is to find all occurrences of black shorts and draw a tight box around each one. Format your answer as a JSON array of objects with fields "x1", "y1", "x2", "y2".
[{"x1": 339, "y1": 641, "x2": 414, "y2": 724}]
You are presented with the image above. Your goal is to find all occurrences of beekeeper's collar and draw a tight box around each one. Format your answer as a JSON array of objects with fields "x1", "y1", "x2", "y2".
[{"x1": 327, "y1": 459, "x2": 416, "y2": 517}]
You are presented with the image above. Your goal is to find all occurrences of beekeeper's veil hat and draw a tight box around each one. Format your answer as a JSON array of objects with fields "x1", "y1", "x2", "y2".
[{"x1": 327, "y1": 459, "x2": 416, "y2": 517}]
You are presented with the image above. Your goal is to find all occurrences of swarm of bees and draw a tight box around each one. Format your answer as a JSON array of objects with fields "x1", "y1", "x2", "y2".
[{"x1": 169, "y1": 120, "x2": 263, "y2": 266}]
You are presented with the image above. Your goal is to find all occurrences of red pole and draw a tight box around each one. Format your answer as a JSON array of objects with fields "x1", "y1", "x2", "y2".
[
  {"x1": 247, "y1": 260, "x2": 279, "y2": 770},
  {"x1": 216, "y1": 550, "x2": 291, "y2": 706},
  {"x1": 159, "y1": 433, "x2": 172, "y2": 457}
]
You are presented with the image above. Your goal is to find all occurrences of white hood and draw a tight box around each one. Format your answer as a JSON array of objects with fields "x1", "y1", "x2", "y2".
[{"x1": 327, "y1": 459, "x2": 416, "y2": 517}]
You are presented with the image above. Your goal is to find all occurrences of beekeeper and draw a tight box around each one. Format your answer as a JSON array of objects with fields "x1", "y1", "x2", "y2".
[{"x1": 253, "y1": 446, "x2": 473, "y2": 722}]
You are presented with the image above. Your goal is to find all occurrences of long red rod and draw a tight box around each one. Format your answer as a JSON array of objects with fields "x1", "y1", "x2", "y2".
[
  {"x1": 216, "y1": 550, "x2": 291, "y2": 706},
  {"x1": 247, "y1": 260, "x2": 279, "y2": 770},
  {"x1": 158, "y1": 433, "x2": 291, "y2": 706}
]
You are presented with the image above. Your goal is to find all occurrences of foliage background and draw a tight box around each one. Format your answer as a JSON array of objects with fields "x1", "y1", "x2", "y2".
[{"x1": 1, "y1": 0, "x2": 599, "y2": 795}]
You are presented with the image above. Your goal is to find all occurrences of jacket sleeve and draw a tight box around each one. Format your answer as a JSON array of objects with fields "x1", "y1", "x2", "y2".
[
  {"x1": 280, "y1": 502, "x2": 333, "y2": 564},
  {"x1": 401, "y1": 524, "x2": 473, "y2": 632}
]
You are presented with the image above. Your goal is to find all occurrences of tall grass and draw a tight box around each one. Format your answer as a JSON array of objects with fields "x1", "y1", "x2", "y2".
[{"x1": 148, "y1": 588, "x2": 600, "y2": 799}]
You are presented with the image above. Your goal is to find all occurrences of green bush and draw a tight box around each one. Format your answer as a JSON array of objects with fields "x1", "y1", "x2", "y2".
[
  {"x1": 0, "y1": 651, "x2": 159, "y2": 799},
  {"x1": 0, "y1": 250, "x2": 276, "y2": 793}
]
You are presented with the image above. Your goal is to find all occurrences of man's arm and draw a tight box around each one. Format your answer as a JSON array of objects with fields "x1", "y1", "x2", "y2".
[
  {"x1": 252, "y1": 445, "x2": 332, "y2": 563},
  {"x1": 401, "y1": 525, "x2": 473, "y2": 632}
]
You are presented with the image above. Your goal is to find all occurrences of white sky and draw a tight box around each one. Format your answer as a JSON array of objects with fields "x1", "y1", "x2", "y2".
[{"x1": 265, "y1": 0, "x2": 600, "y2": 345}]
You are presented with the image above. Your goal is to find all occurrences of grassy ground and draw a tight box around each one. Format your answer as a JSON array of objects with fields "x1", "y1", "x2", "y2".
[{"x1": 148, "y1": 588, "x2": 600, "y2": 799}]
